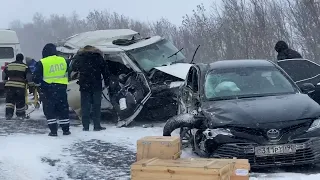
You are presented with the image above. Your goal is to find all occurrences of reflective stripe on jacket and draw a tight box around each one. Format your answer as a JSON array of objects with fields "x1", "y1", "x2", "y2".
[
  {"x1": 4, "y1": 62, "x2": 29, "y2": 88},
  {"x1": 40, "y1": 55, "x2": 68, "y2": 85}
]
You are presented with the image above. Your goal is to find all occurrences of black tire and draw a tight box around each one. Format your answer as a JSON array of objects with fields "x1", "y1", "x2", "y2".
[
  {"x1": 193, "y1": 130, "x2": 210, "y2": 158},
  {"x1": 163, "y1": 113, "x2": 197, "y2": 136},
  {"x1": 180, "y1": 127, "x2": 195, "y2": 150}
]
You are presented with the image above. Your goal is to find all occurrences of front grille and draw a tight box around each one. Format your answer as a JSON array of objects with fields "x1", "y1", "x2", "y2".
[
  {"x1": 212, "y1": 139, "x2": 320, "y2": 167},
  {"x1": 230, "y1": 121, "x2": 312, "y2": 142}
]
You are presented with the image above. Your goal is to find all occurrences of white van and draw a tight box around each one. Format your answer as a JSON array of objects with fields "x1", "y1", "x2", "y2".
[
  {"x1": 0, "y1": 29, "x2": 22, "y2": 97},
  {"x1": 57, "y1": 29, "x2": 191, "y2": 127}
]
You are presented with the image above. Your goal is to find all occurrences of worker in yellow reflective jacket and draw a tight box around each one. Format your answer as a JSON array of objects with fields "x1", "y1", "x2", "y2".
[
  {"x1": 33, "y1": 43, "x2": 71, "y2": 136},
  {"x1": 3, "y1": 53, "x2": 31, "y2": 120}
]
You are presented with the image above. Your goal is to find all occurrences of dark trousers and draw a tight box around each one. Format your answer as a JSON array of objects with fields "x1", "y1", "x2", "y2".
[
  {"x1": 5, "y1": 87, "x2": 26, "y2": 118},
  {"x1": 42, "y1": 84, "x2": 70, "y2": 133},
  {"x1": 81, "y1": 91, "x2": 102, "y2": 129}
]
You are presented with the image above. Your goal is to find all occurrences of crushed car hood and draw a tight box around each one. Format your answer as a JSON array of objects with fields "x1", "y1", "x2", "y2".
[
  {"x1": 154, "y1": 63, "x2": 192, "y2": 80},
  {"x1": 202, "y1": 93, "x2": 320, "y2": 128}
]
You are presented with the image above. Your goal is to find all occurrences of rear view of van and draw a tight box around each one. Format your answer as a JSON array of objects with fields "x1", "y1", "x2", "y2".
[{"x1": 0, "y1": 29, "x2": 22, "y2": 97}]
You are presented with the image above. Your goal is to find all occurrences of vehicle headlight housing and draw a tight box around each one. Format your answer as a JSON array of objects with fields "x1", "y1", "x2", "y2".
[
  {"x1": 204, "y1": 128, "x2": 233, "y2": 139},
  {"x1": 307, "y1": 119, "x2": 320, "y2": 132}
]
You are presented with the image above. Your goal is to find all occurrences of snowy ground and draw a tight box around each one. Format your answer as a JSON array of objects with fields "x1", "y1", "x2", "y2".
[{"x1": 0, "y1": 100, "x2": 320, "y2": 179}]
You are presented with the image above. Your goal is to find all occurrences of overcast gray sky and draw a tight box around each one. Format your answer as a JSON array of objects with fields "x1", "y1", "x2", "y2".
[{"x1": 0, "y1": 0, "x2": 214, "y2": 28}]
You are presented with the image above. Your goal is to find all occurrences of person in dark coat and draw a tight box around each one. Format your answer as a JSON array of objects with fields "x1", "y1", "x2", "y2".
[
  {"x1": 3, "y1": 53, "x2": 31, "y2": 120},
  {"x1": 275, "y1": 40, "x2": 303, "y2": 60},
  {"x1": 72, "y1": 45, "x2": 110, "y2": 131},
  {"x1": 26, "y1": 58, "x2": 38, "y2": 96},
  {"x1": 33, "y1": 43, "x2": 71, "y2": 136}
]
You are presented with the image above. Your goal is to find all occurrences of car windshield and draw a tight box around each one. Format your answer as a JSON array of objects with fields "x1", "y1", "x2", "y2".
[
  {"x1": 0, "y1": 47, "x2": 14, "y2": 59},
  {"x1": 126, "y1": 39, "x2": 186, "y2": 71},
  {"x1": 204, "y1": 66, "x2": 297, "y2": 100}
]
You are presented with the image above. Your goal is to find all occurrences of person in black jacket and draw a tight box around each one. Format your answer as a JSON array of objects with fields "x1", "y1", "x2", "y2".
[
  {"x1": 275, "y1": 40, "x2": 303, "y2": 60},
  {"x1": 72, "y1": 45, "x2": 110, "y2": 131}
]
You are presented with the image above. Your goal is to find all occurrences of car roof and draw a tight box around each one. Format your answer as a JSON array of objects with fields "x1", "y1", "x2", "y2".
[
  {"x1": 96, "y1": 36, "x2": 163, "y2": 52},
  {"x1": 208, "y1": 59, "x2": 275, "y2": 69},
  {"x1": 193, "y1": 60, "x2": 278, "y2": 83},
  {"x1": 194, "y1": 59, "x2": 276, "y2": 74},
  {"x1": 57, "y1": 29, "x2": 164, "y2": 54}
]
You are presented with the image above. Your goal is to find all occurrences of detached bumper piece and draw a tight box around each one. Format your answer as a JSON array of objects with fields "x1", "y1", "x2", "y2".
[{"x1": 211, "y1": 138, "x2": 320, "y2": 168}]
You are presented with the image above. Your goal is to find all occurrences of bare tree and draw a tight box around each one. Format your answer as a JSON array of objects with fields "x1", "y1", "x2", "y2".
[{"x1": 8, "y1": 1, "x2": 319, "y2": 62}]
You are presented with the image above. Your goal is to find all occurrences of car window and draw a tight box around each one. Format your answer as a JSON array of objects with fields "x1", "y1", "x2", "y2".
[
  {"x1": 0, "y1": 47, "x2": 14, "y2": 59},
  {"x1": 69, "y1": 61, "x2": 79, "y2": 81},
  {"x1": 105, "y1": 53, "x2": 133, "y2": 76},
  {"x1": 126, "y1": 39, "x2": 186, "y2": 72},
  {"x1": 186, "y1": 68, "x2": 194, "y2": 89},
  {"x1": 277, "y1": 60, "x2": 320, "y2": 82},
  {"x1": 204, "y1": 66, "x2": 297, "y2": 100}
]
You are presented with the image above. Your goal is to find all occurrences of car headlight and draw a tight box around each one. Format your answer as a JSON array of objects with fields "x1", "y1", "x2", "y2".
[
  {"x1": 307, "y1": 119, "x2": 320, "y2": 132},
  {"x1": 204, "y1": 128, "x2": 233, "y2": 138}
]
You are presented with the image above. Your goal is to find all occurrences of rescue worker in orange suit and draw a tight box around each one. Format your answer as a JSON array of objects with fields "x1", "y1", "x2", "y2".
[
  {"x1": 33, "y1": 43, "x2": 71, "y2": 136},
  {"x1": 3, "y1": 53, "x2": 31, "y2": 120}
]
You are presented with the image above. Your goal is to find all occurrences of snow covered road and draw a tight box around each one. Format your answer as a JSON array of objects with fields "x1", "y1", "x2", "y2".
[{"x1": 0, "y1": 106, "x2": 320, "y2": 179}]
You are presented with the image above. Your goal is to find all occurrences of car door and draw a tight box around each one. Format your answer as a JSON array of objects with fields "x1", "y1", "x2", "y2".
[
  {"x1": 180, "y1": 67, "x2": 197, "y2": 114},
  {"x1": 66, "y1": 57, "x2": 81, "y2": 117},
  {"x1": 103, "y1": 53, "x2": 152, "y2": 127},
  {"x1": 115, "y1": 71, "x2": 152, "y2": 127},
  {"x1": 277, "y1": 59, "x2": 320, "y2": 103},
  {"x1": 190, "y1": 67, "x2": 201, "y2": 114}
]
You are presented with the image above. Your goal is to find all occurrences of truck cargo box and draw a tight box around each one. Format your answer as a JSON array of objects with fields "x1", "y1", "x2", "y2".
[
  {"x1": 186, "y1": 158, "x2": 250, "y2": 180},
  {"x1": 131, "y1": 158, "x2": 231, "y2": 180},
  {"x1": 137, "y1": 136, "x2": 181, "y2": 161}
]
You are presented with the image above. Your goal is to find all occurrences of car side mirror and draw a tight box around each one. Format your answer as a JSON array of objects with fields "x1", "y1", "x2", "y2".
[{"x1": 300, "y1": 83, "x2": 315, "y2": 94}]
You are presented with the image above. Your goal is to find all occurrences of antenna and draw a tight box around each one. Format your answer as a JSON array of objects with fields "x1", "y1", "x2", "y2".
[{"x1": 190, "y1": 45, "x2": 200, "y2": 64}]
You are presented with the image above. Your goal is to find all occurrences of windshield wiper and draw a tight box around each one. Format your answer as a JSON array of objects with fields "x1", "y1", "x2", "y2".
[
  {"x1": 167, "y1": 48, "x2": 184, "y2": 59},
  {"x1": 236, "y1": 93, "x2": 291, "y2": 99}
]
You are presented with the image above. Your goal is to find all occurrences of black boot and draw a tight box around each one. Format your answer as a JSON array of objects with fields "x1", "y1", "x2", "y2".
[
  {"x1": 63, "y1": 131, "x2": 71, "y2": 135},
  {"x1": 48, "y1": 132, "x2": 58, "y2": 136},
  {"x1": 61, "y1": 125, "x2": 71, "y2": 136},
  {"x1": 48, "y1": 123, "x2": 58, "y2": 137},
  {"x1": 16, "y1": 116, "x2": 25, "y2": 120},
  {"x1": 6, "y1": 115, "x2": 13, "y2": 120},
  {"x1": 93, "y1": 126, "x2": 106, "y2": 131}
]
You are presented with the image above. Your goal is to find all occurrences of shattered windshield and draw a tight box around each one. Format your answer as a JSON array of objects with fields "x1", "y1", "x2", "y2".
[
  {"x1": 126, "y1": 39, "x2": 186, "y2": 71},
  {"x1": 205, "y1": 66, "x2": 297, "y2": 100}
]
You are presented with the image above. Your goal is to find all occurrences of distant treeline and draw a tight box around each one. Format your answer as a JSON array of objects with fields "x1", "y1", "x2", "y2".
[{"x1": 9, "y1": 0, "x2": 320, "y2": 62}]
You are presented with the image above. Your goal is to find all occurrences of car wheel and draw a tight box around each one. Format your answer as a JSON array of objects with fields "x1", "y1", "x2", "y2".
[
  {"x1": 193, "y1": 130, "x2": 210, "y2": 157},
  {"x1": 179, "y1": 127, "x2": 195, "y2": 150}
]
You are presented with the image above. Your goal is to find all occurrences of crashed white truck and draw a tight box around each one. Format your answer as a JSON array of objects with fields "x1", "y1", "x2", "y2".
[{"x1": 56, "y1": 29, "x2": 192, "y2": 127}]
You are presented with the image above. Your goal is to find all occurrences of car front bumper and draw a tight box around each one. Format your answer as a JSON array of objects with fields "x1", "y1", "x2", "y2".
[{"x1": 210, "y1": 137, "x2": 320, "y2": 168}]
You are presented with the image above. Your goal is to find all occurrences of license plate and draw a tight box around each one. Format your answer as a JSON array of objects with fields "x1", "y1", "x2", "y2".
[{"x1": 255, "y1": 144, "x2": 296, "y2": 157}]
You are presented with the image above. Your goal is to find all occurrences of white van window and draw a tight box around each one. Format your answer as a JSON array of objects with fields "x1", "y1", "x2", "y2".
[{"x1": 0, "y1": 47, "x2": 14, "y2": 59}]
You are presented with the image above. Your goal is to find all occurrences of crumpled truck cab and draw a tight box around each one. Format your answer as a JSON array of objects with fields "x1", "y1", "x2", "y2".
[{"x1": 56, "y1": 29, "x2": 192, "y2": 127}]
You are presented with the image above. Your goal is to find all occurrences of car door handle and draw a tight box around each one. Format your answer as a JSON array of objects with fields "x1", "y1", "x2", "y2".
[{"x1": 67, "y1": 89, "x2": 71, "y2": 92}]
